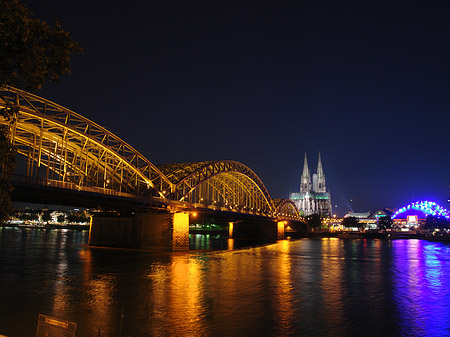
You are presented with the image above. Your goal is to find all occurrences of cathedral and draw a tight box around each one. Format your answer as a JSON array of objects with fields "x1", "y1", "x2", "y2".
[{"x1": 289, "y1": 153, "x2": 332, "y2": 217}]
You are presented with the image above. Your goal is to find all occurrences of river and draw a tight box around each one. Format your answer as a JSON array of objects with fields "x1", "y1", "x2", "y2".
[{"x1": 1, "y1": 227, "x2": 450, "y2": 336}]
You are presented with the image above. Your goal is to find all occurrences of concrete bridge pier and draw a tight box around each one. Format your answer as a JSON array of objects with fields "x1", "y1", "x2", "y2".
[
  {"x1": 88, "y1": 211, "x2": 190, "y2": 251},
  {"x1": 228, "y1": 219, "x2": 283, "y2": 242},
  {"x1": 277, "y1": 221, "x2": 285, "y2": 240}
]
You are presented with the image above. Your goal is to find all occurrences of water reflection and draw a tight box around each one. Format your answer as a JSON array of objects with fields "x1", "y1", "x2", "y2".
[
  {"x1": 3, "y1": 228, "x2": 450, "y2": 336},
  {"x1": 272, "y1": 240, "x2": 295, "y2": 336},
  {"x1": 320, "y1": 238, "x2": 345, "y2": 336},
  {"x1": 392, "y1": 240, "x2": 450, "y2": 336}
]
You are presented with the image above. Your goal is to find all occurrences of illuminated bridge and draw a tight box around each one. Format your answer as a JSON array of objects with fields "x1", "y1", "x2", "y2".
[{"x1": 0, "y1": 86, "x2": 301, "y2": 250}]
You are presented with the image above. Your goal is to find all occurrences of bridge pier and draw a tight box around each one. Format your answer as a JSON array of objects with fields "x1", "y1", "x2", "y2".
[
  {"x1": 229, "y1": 222, "x2": 234, "y2": 238},
  {"x1": 277, "y1": 221, "x2": 285, "y2": 240},
  {"x1": 229, "y1": 219, "x2": 281, "y2": 242},
  {"x1": 89, "y1": 211, "x2": 190, "y2": 251}
]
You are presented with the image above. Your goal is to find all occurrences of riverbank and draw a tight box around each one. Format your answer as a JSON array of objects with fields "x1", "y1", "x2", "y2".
[{"x1": 2, "y1": 223, "x2": 90, "y2": 230}]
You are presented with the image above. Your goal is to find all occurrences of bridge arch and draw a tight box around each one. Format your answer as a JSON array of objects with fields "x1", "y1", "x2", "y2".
[
  {"x1": 0, "y1": 86, "x2": 173, "y2": 196},
  {"x1": 157, "y1": 161, "x2": 275, "y2": 214},
  {"x1": 392, "y1": 201, "x2": 450, "y2": 219},
  {"x1": 1, "y1": 86, "x2": 301, "y2": 221},
  {"x1": 273, "y1": 198, "x2": 300, "y2": 218}
]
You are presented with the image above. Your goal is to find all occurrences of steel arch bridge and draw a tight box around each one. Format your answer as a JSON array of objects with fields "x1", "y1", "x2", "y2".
[{"x1": 0, "y1": 86, "x2": 300, "y2": 220}]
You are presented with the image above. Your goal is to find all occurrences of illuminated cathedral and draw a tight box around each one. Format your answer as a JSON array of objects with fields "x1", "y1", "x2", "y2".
[{"x1": 289, "y1": 153, "x2": 332, "y2": 217}]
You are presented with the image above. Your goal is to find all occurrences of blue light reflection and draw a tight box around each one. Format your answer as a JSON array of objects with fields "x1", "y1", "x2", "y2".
[{"x1": 392, "y1": 240, "x2": 450, "y2": 336}]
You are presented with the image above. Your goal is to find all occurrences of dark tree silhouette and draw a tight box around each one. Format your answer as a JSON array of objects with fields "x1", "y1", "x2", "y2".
[
  {"x1": 41, "y1": 212, "x2": 52, "y2": 222},
  {"x1": 423, "y1": 215, "x2": 450, "y2": 230},
  {"x1": 341, "y1": 216, "x2": 362, "y2": 229},
  {"x1": 0, "y1": 0, "x2": 82, "y2": 91},
  {"x1": 306, "y1": 214, "x2": 322, "y2": 230},
  {"x1": 0, "y1": 0, "x2": 81, "y2": 223}
]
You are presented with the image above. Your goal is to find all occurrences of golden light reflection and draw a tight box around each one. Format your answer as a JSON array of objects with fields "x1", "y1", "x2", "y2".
[
  {"x1": 167, "y1": 255, "x2": 204, "y2": 335},
  {"x1": 320, "y1": 238, "x2": 345, "y2": 335},
  {"x1": 77, "y1": 247, "x2": 116, "y2": 335},
  {"x1": 227, "y1": 238, "x2": 234, "y2": 250},
  {"x1": 85, "y1": 274, "x2": 115, "y2": 332},
  {"x1": 273, "y1": 240, "x2": 295, "y2": 335},
  {"x1": 79, "y1": 248, "x2": 93, "y2": 283}
]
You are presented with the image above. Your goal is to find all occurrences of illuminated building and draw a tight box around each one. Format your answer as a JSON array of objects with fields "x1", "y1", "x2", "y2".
[
  {"x1": 392, "y1": 200, "x2": 450, "y2": 227},
  {"x1": 289, "y1": 153, "x2": 332, "y2": 217},
  {"x1": 343, "y1": 209, "x2": 394, "y2": 229}
]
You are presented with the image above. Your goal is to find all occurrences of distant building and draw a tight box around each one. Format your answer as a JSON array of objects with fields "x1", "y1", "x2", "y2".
[
  {"x1": 289, "y1": 153, "x2": 332, "y2": 217},
  {"x1": 345, "y1": 212, "x2": 371, "y2": 219},
  {"x1": 50, "y1": 211, "x2": 65, "y2": 222}
]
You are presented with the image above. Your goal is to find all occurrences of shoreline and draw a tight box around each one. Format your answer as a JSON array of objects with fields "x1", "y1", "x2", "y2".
[{"x1": 2, "y1": 224, "x2": 90, "y2": 230}]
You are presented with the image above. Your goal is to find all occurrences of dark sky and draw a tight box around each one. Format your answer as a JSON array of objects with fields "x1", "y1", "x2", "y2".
[{"x1": 23, "y1": 0, "x2": 450, "y2": 216}]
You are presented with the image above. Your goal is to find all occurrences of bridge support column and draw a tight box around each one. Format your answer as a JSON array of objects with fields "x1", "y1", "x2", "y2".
[
  {"x1": 171, "y1": 212, "x2": 189, "y2": 251},
  {"x1": 277, "y1": 221, "x2": 285, "y2": 240},
  {"x1": 231, "y1": 220, "x2": 278, "y2": 242},
  {"x1": 228, "y1": 222, "x2": 234, "y2": 238},
  {"x1": 89, "y1": 211, "x2": 190, "y2": 251}
]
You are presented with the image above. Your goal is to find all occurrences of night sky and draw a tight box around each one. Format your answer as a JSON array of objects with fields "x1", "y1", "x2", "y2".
[{"x1": 22, "y1": 1, "x2": 450, "y2": 216}]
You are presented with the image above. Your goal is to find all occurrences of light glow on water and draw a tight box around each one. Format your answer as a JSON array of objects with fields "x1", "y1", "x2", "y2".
[{"x1": 2, "y1": 228, "x2": 450, "y2": 336}]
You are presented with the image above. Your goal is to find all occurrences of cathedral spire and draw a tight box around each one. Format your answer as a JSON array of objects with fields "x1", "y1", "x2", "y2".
[
  {"x1": 315, "y1": 152, "x2": 326, "y2": 192},
  {"x1": 317, "y1": 152, "x2": 323, "y2": 176},
  {"x1": 302, "y1": 152, "x2": 310, "y2": 178},
  {"x1": 300, "y1": 153, "x2": 311, "y2": 193},
  {"x1": 290, "y1": 152, "x2": 332, "y2": 217}
]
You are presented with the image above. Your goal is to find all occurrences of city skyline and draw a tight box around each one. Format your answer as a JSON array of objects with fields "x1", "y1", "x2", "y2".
[{"x1": 22, "y1": 1, "x2": 450, "y2": 216}]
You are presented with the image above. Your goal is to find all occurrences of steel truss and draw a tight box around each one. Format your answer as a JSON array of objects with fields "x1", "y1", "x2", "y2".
[
  {"x1": 158, "y1": 161, "x2": 276, "y2": 215},
  {"x1": 0, "y1": 86, "x2": 172, "y2": 196},
  {"x1": 0, "y1": 86, "x2": 301, "y2": 219},
  {"x1": 273, "y1": 198, "x2": 301, "y2": 218}
]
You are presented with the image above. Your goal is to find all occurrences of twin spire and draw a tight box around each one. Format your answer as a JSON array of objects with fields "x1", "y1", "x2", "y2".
[
  {"x1": 317, "y1": 152, "x2": 324, "y2": 177},
  {"x1": 301, "y1": 153, "x2": 326, "y2": 193}
]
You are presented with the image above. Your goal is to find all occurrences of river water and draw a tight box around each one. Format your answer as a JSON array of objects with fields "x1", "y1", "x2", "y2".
[{"x1": 2, "y1": 227, "x2": 450, "y2": 337}]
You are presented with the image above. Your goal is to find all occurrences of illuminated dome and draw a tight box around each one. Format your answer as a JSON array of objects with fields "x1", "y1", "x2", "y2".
[{"x1": 392, "y1": 201, "x2": 450, "y2": 219}]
